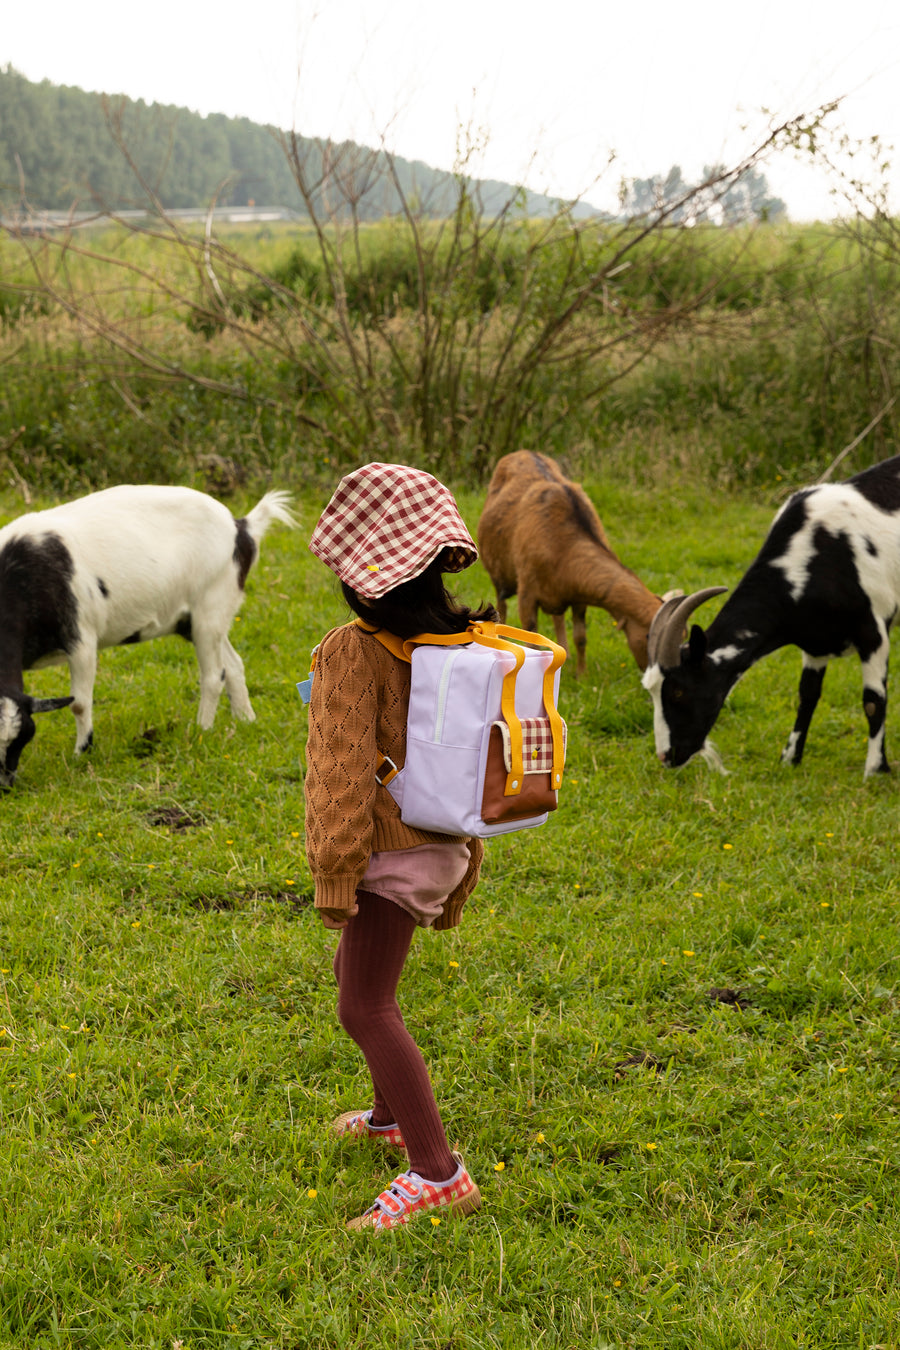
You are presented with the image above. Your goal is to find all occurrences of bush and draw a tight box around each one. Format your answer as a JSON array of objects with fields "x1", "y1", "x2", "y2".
[{"x1": 4, "y1": 208, "x2": 900, "y2": 493}]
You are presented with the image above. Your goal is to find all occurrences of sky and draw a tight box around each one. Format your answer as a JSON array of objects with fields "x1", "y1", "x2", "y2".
[{"x1": 4, "y1": 0, "x2": 900, "y2": 220}]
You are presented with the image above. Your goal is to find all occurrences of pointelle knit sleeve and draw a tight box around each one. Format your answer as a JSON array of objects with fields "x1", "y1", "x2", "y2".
[{"x1": 303, "y1": 625, "x2": 380, "y2": 913}]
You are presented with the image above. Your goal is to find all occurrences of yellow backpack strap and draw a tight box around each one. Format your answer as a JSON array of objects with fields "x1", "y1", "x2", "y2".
[
  {"x1": 355, "y1": 618, "x2": 477, "y2": 663},
  {"x1": 354, "y1": 619, "x2": 412, "y2": 663},
  {"x1": 469, "y1": 622, "x2": 567, "y2": 795}
]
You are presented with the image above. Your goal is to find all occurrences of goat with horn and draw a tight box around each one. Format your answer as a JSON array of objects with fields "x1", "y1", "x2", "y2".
[{"x1": 642, "y1": 454, "x2": 900, "y2": 778}]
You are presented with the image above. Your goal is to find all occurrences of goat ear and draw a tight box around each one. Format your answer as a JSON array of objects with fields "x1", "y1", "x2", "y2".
[
  {"x1": 687, "y1": 624, "x2": 708, "y2": 663},
  {"x1": 29, "y1": 696, "x2": 75, "y2": 714}
]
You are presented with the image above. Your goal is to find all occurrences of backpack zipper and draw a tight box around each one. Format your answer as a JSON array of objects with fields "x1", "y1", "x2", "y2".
[{"x1": 433, "y1": 650, "x2": 459, "y2": 742}]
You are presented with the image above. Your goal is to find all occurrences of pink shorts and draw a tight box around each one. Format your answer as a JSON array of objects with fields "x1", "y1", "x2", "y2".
[{"x1": 361, "y1": 841, "x2": 471, "y2": 927}]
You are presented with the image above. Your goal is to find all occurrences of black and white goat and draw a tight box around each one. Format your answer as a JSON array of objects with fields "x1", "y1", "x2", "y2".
[
  {"x1": 642, "y1": 455, "x2": 900, "y2": 778},
  {"x1": 0, "y1": 484, "x2": 296, "y2": 788}
]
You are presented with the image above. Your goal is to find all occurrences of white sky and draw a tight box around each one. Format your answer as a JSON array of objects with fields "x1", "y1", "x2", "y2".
[{"x1": 4, "y1": 0, "x2": 899, "y2": 219}]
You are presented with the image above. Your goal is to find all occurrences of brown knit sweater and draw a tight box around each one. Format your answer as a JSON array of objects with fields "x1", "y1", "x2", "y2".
[{"x1": 303, "y1": 622, "x2": 484, "y2": 928}]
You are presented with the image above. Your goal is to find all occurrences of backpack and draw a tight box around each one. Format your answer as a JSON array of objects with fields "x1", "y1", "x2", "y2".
[{"x1": 300, "y1": 620, "x2": 567, "y2": 839}]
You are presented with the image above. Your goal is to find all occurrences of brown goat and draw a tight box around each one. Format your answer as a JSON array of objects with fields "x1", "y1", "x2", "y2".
[{"x1": 477, "y1": 451, "x2": 670, "y2": 674}]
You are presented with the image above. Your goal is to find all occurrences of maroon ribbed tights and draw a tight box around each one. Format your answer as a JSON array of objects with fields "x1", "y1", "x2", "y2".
[{"x1": 332, "y1": 888, "x2": 457, "y2": 1183}]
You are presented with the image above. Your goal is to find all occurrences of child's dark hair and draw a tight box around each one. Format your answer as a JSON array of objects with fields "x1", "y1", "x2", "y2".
[{"x1": 342, "y1": 553, "x2": 498, "y2": 639}]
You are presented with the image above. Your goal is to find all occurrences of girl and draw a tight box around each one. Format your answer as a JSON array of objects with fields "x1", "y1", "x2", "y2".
[{"x1": 304, "y1": 462, "x2": 496, "y2": 1232}]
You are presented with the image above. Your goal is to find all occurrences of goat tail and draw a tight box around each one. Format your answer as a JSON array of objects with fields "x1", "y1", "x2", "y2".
[{"x1": 243, "y1": 490, "x2": 298, "y2": 540}]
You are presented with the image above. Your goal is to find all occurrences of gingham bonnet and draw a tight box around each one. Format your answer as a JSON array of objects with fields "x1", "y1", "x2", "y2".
[{"x1": 308, "y1": 462, "x2": 478, "y2": 599}]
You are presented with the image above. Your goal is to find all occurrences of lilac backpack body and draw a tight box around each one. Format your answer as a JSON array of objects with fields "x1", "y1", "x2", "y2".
[{"x1": 371, "y1": 622, "x2": 567, "y2": 839}]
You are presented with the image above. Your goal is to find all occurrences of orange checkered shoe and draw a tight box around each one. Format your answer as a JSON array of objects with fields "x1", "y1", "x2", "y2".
[
  {"x1": 346, "y1": 1152, "x2": 481, "y2": 1232},
  {"x1": 331, "y1": 1109, "x2": 406, "y2": 1149}
]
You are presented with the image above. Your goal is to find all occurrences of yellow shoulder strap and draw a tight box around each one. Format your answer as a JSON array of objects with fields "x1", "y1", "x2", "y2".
[
  {"x1": 354, "y1": 619, "x2": 412, "y2": 663},
  {"x1": 354, "y1": 618, "x2": 476, "y2": 663}
]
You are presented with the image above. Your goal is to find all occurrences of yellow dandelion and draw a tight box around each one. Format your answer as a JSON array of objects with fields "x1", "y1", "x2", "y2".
[
  {"x1": 646, "y1": 1142, "x2": 658, "y2": 1151},
  {"x1": 660, "y1": 959, "x2": 667, "y2": 966},
  {"x1": 449, "y1": 960, "x2": 459, "y2": 969},
  {"x1": 837, "y1": 1066, "x2": 848, "y2": 1073},
  {"x1": 535, "y1": 1133, "x2": 545, "y2": 1143},
  {"x1": 614, "y1": 1279, "x2": 622, "y2": 1288},
  {"x1": 97, "y1": 832, "x2": 104, "y2": 838},
  {"x1": 693, "y1": 892, "x2": 703, "y2": 898},
  {"x1": 574, "y1": 883, "x2": 581, "y2": 890},
  {"x1": 825, "y1": 832, "x2": 834, "y2": 838},
  {"x1": 834, "y1": 1113, "x2": 844, "y2": 1120},
  {"x1": 821, "y1": 901, "x2": 830, "y2": 908},
  {"x1": 0, "y1": 1028, "x2": 6, "y2": 1037},
  {"x1": 723, "y1": 843, "x2": 733, "y2": 851},
  {"x1": 61, "y1": 1024, "x2": 69, "y2": 1030},
  {"x1": 225, "y1": 839, "x2": 233, "y2": 845},
  {"x1": 285, "y1": 879, "x2": 295, "y2": 886},
  {"x1": 1, "y1": 968, "x2": 8, "y2": 973},
  {"x1": 682, "y1": 949, "x2": 695, "y2": 957},
  {"x1": 72, "y1": 861, "x2": 81, "y2": 869},
  {"x1": 147, "y1": 864, "x2": 155, "y2": 870},
  {"x1": 494, "y1": 1160, "x2": 505, "y2": 1172},
  {"x1": 67, "y1": 1072, "x2": 76, "y2": 1079},
  {"x1": 132, "y1": 921, "x2": 141, "y2": 929},
  {"x1": 431, "y1": 1216, "x2": 441, "y2": 1226},
  {"x1": 307, "y1": 1188, "x2": 317, "y2": 1199},
  {"x1": 291, "y1": 831, "x2": 300, "y2": 838}
]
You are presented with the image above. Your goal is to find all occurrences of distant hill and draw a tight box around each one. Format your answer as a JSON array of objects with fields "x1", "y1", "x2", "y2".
[{"x1": 0, "y1": 66, "x2": 597, "y2": 220}]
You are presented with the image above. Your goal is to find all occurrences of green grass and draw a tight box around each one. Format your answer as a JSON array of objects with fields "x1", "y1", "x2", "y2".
[{"x1": 1, "y1": 475, "x2": 899, "y2": 1348}]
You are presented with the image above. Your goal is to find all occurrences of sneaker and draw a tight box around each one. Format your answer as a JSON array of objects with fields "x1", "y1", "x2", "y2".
[
  {"x1": 331, "y1": 1109, "x2": 406, "y2": 1149},
  {"x1": 347, "y1": 1152, "x2": 481, "y2": 1231}
]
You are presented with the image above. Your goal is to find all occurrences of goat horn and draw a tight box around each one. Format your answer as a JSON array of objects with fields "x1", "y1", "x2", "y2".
[
  {"x1": 30, "y1": 696, "x2": 75, "y2": 713},
  {"x1": 646, "y1": 586, "x2": 728, "y2": 669}
]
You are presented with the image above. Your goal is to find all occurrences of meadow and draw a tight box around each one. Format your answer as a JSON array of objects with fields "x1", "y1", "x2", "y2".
[
  {"x1": 4, "y1": 212, "x2": 900, "y2": 495},
  {"x1": 1, "y1": 469, "x2": 898, "y2": 1349}
]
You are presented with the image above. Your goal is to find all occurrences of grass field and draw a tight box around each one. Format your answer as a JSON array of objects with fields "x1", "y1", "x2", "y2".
[{"x1": 1, "y1": 472, "x2": 898, "y2": 1348}]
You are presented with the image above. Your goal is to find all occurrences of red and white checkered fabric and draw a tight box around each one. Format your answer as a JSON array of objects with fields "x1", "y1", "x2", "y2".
[
  {"x1": 493, "y1": 717, "x2": 568, "y2": 773},
  {"x1": 309, "y1": 462, "x2": 477, "y2": 599},
  {"x1": 331, "y1": 1109, "x2": 406, "y2": 1149},
  {"x1": 348, "y1": 1153, "x2": 481, "y2": 1231}
]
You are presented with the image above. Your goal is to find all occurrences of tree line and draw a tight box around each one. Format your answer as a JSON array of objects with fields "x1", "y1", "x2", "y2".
[
  {"x1": 1, "y1": 67, "x2": 789, "y2": 225},
  {"x1": 0, "y1": 66, "x2": 584, "y2": 219},
  {"x1": 621, "y1": 163, "x2": 786, "y2": 223}
]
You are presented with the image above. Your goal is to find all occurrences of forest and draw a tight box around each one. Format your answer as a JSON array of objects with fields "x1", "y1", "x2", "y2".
[{"x1": 0, "y1": 65, "x2": 575, "y2": 219}]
